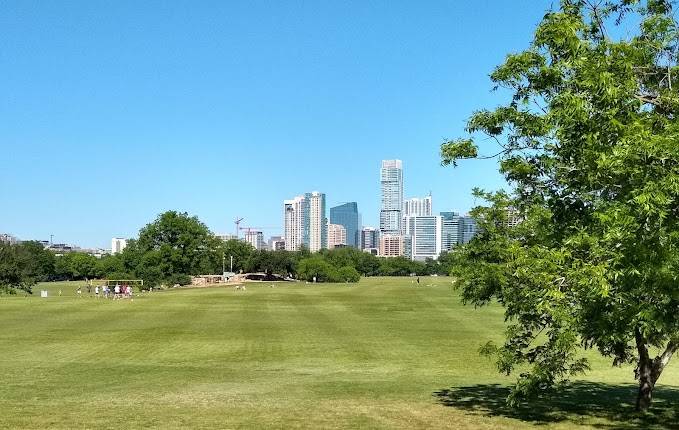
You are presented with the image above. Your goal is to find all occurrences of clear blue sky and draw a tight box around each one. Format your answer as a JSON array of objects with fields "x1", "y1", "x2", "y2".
[{"x1": 1, "y1": 0, "x2": 551, "y2": 248}]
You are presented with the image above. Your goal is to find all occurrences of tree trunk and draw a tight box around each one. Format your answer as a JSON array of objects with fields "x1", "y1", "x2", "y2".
[
  {"x1": 634, "y1": 329, "x2": 677, "y2": 412},
  {"x1": 635, "y1": 357, "x2": 656, "y2": 412}
]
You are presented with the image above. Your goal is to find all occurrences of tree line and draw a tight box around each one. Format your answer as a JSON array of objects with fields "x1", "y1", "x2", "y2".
[{"x1": 0, "y1": 210, "x2": 456, "y2": 293}]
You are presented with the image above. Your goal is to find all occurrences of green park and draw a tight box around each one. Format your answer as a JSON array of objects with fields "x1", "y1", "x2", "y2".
[
  {"x1": 3, "y1": 1, "x2": 679, "y2": 428},
  {"x1": 1, "y1": 278, "x2": 677, "y2": 429}
]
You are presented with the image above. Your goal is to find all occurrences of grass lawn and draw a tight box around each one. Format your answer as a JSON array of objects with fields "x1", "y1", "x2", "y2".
[{"x1": 1, "y1": 277, "x2": 677, "y2": 429}]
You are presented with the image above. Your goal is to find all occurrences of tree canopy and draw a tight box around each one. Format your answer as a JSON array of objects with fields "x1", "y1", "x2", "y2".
[
  {"x1": 443, "y1": 0, "x2": 679, "y2": 411},
  {"x1": 0, "y1": 241, "x2": 55, "y2": 294}
]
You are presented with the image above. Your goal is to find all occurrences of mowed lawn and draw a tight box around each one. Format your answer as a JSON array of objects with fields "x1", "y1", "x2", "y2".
[{"x1": 1, "y1": 277, "x2": 677, "y2": 429}]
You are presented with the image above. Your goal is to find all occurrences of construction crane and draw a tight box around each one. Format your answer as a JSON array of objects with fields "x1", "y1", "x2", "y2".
[{"x1": 234, "y1": 217, "x2": 244, "y2": 239}]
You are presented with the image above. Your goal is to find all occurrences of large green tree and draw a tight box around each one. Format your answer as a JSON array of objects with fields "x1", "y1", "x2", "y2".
[
  {"x1": 128, "y1": 211, "x2": 222, "y2": 285},
  {"x1": 0, "y1": 241, "x2": 54, "y2": 294},
  {"x1": 443, "y1": 0, "x2": 679, "y2": 411}
]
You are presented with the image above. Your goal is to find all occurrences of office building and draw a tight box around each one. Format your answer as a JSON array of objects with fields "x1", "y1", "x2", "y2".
[
  {"x1": 327, "y1": 223, "x2": 347, "y2": 249},
  {"x1": 245, "y1": 230, "x2": 265, "y2": 250},
  {"x1": 111, "y1": 238, "x2": 127, "y2": 254},
  {"x1": 379, "y1": 160, "x2": 403, "y2": 235},
  {"x1": 329, "y1": 202, "x2": 360, "y2": 247},
  {"x1": 361, "y1": 227, "x2": 379, "y2": 250},
  {"x1": 405, "y1": 215, "x2": 442, "y2": 261},
  {"x1": 380, "y1": 234, "x2": 403, "y2": 257},
  {"x1": 284, "y1": 196, "x2": 307, "y2": 251},
  {"x1": 440, "y1": 211, "x2": 463, "y2": 251}
]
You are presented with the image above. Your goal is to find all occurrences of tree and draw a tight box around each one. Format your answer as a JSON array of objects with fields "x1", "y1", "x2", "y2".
[
  {"x1": 0, "y1": 241, "x2": 54, "y2": 294},
  {"x1": 442, "y1": 0, "x2": 679, "y2": 411},
  {"x1": 133, "y1": 211, "x2": 222, "y2": 283},
  {"x1": 296, "y1": 256, "x2": 333, "y2": 282}
]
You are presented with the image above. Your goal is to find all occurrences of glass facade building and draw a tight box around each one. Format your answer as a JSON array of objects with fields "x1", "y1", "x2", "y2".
[{"x1": 329, "y1": 202, "x2": 360, "y2": 248}]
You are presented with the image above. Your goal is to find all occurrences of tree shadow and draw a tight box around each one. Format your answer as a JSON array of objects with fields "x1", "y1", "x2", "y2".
[{"x1": 434, "y1": 381, "x2": 679, "y2": 429}]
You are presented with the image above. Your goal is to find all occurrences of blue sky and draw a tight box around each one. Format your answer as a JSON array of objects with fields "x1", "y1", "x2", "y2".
[{"x1": 1, "y1": 0, "x2": 551, "y2": 248}]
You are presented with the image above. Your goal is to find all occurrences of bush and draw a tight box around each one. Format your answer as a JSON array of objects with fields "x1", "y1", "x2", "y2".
[{"x1": 336, "y1": 266, "x2": 360, "y2": 283}]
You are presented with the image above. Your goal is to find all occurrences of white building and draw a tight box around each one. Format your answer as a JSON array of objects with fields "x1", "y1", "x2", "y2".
[
  {"x1": 327, "y1": 223, "x2": 347, "y2": 249},
  {"x1": 379, "y1": 160, "x2": 403, "y2": 235},
  {"x1": 244, "y1": 230, "x2": 265, "y2": 250},
  {"x1": 111, "y1": 237, "x2": 127, "y2": 254},
  {"x1": 306, "y1": 191, "x2": 327, "y2": 252},
  {"x1": 284, "y1": 196, "x2": 307, "y2": 251},
  {"x1": 403, "y1": 194, "x2": 432, "y2": 217},
  {"x1": 404, "y1": 215, "x2": 443, "y2": 261}
]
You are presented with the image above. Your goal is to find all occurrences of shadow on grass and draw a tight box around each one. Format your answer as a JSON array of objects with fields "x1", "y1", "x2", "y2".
[{"x1": 434, "y1": 381, "x2": 679, "y2": 429}]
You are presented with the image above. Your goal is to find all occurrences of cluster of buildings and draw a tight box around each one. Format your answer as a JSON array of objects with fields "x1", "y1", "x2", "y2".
[
  {"x1": 264, "y1": 159, "x2": 480, "y2": 261},
  {"x1": 0, "y1": 233, "x2": 112, "y2": 258},
  {"x1": 3, "y1": 159, "x2": 498, "y2": 261}
]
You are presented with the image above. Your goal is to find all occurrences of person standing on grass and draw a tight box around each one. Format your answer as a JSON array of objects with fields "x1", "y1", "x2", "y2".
[
  {"x1": 76, "y1": 286, "x2": 82, "y2": 298},
  {"x1": 95, "y1": 285, "x2": 99, "y2": 298}
]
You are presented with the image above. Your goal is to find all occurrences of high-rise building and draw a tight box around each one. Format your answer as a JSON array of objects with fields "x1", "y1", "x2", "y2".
[
  {"x1": 327, "y1": 223, "x2": 347, "y2": 249},
  {"x1": 244, "y1": 230, "x2": 265, "y2": 250},
  {"x1": 361, "y1": 227, "x2": 379, "y2": 250},
  {"x1": 284, "y1": 192, "x2": 327, "y2": 252},
  {"x1": 379, "y1": 234, "x2": 403, "y2": 257},
  {"x1": 268, "y1": 235, "x2": 286, "y2": 251},
  {"x1": 111, "y1": 237, "x2": 127, "y2": 254},
  {"x1": 461, "y1": 216, "x2": 478, "y2": 244},
  {"x1": 440, "y1": 211, "x2": 463, "y2": 251},
  {"x1": 329, "y1": 202, "x2": 360, "y2": 247},
  {"x1": 379, "y1": 160, "x2": 403, "y2": 235},
  {"x1": 403, "y1": 194, "x2": 433, "y2": 217},
  {"x1": 404, "y1": 215, "x2": 443, "y2": 261},
  {"x1": 284, "y1": 196, "x2": 307, "y2": 251},
  {"x1": 306, "y1": 191, "x2": 327, "y2": 252}
]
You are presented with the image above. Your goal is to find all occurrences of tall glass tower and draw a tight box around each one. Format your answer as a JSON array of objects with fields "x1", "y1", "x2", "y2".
[
  {"x1": 379, "y1": 160, "x2": 403, "y2": 235},
  {"x1": 329, "y1": 202, "x2": 360, "y2": 248}
]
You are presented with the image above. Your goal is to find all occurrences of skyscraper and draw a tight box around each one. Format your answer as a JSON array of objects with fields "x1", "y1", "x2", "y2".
[
  {"x1": 284, "y1": 192, "x2": 327, "y2": 252},
  {"x1": 403, "y1": 194, "x2": 433, "y2": 217},
  {"x1": 284, "y1": 196, "x2": 307, "y2": 251},
  {"x1": 379, "y1": 160, "x2": 403, "y2": 236},
  {"x1": 306, "y1": 191, "x2": 327, "y2": 252},
  {"x1": 329, "y1": 202, "x2": 360, "y2": 248}
]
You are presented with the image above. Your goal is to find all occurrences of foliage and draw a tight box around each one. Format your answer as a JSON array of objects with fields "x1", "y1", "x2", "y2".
[
  {"x1": 0, "y1": 241, "x2": 54, "y2": 294},
  {"x1": 443, "y1": 0, "x2": 679, "y2": 410}
]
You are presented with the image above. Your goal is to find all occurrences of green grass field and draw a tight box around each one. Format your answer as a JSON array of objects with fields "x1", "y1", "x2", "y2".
[{"x1": 1, "y1": 277, "x2": 677, "y2": 429}]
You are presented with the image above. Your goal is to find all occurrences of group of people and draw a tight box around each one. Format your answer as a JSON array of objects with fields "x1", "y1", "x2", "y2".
[{"x1": 89, "y1": 284, "x2": 134, "y2": 299}]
